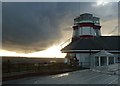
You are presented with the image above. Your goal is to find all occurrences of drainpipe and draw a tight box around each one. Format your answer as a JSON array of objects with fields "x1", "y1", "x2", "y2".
[
  {"x1": 99, "y1": 56, "x2": 101, "y2": 66},
  {"x1": 107, "y1": 56, "x2": 109, "y2": 66}
]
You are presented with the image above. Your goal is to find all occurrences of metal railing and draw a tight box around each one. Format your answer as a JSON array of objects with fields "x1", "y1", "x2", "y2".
[{"x1": 60, "y1": 38, "x2": 72, "y2": 49}]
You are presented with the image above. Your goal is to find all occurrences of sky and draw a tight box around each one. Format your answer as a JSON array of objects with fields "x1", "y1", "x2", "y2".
[{"x1": 1, "y1": 1, "x2": 119, "y2": 57}]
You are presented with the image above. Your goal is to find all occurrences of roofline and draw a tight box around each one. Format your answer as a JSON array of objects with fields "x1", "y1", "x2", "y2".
[{"x1": 61, "y1": 50, "x2": 120, "y2": 53}]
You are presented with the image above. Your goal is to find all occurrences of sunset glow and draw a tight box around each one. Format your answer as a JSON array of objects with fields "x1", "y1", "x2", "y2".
[
  {"x1": 0, "y1": 44, "x2": 66, "y2": 58},
  {"x1": 27, "y1": 45, "x2": 66, "y2": 58},
  {"x1": 0, "y1": 49, "x2": 27, "y2": 57}
]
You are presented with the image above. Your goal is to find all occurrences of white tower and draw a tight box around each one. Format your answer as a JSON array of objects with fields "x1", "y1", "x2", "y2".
[{"x1": 72, "y1": 13, "x2": 101, "y2": 41}]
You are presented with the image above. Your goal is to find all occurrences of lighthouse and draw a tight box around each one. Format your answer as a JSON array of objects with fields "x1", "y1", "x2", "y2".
[
  {"x1": 61, "y1": 13, "x2": 120, "y2": 68},
  {"x1": 63, "y1": 13, "x2": 102, "y2": 67},
  {"x1": 72, "y1": 13, "x2": 101, "y2": 41}
]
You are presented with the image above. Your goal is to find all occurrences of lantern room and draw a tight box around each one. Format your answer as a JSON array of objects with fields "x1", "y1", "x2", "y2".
[{"x1": 72, "y1": 13, "x2": 101, "y2": 41}]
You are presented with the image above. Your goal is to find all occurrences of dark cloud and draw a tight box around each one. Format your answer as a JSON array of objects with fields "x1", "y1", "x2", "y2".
[
  {"x1": 2, "y1": 2, "x2": 118, "y2": 53},
  {"x1": 3, "y1": 3, "x2": 59, "y2": 52}
]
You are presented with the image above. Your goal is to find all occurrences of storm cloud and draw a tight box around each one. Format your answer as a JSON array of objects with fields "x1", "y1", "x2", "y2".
[{"x1": 2, "y1": 2, "x2": 118, "y2": 53}]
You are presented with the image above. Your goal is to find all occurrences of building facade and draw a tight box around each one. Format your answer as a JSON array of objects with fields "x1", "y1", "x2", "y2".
[{"x1": 61, "y1": 13, "x2": 120, "y2": 68}]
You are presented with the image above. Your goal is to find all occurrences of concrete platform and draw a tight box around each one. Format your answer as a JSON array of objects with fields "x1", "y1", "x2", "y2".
[{"x1": 3, "y1": 64, "x2": 119, "y2": 85}]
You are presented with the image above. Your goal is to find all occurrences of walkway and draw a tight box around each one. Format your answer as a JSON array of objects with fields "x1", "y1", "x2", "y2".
[{"x1": 3, "y1": 64, "x2": 119, "y2": 85}]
